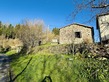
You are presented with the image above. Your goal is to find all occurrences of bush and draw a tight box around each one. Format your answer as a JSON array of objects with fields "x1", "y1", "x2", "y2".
[{"x1": 0, "y1": 36, "x2": 23, "y2": 53}]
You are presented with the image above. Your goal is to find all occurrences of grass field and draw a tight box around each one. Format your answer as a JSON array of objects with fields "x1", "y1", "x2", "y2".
[{"x1": 9, "y1": 51, "x2": 109, "y2": 82}]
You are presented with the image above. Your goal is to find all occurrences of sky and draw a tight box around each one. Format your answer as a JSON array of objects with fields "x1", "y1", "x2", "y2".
[{"x1": 0, "y1": 0, "x2": 99, "y2": 42}]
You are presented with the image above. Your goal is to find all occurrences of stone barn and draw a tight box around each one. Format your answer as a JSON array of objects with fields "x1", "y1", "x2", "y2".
[
  {"x1": 59, "y1": 23, "x2": 94, "y2": 44},
  {"x1": 97, "y1": 13, "x2": 109, "y2": 44}
]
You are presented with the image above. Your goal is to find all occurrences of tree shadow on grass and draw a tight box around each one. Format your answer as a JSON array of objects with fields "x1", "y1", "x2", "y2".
[
  {"x1": 41, "y1": 55, "x2": 62, "y2": 82},
  {"x1": 9, "y1": 57, "x2": 32, "y2": 82}
]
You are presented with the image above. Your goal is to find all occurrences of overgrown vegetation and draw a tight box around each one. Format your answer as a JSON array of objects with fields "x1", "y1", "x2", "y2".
[
  {"x1": 0, "y1": 20, "x2": 57, "y2": 54},
  {"x1": 0, "y1": 35, "x2": 23, "y2": 53},
  {"x1": 2, "y1": 38, "x2": 108, "y2": 82},
  {"x1": 7, "y1": 43, "x2": 109, "y2": 82},
  {"x1": 9, "y1": 52, "x2": 109, "y2": 82}
]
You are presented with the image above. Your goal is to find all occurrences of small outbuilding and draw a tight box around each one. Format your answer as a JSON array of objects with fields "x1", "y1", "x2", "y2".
[{"x1": 59, "y1": 23, "x2": 94, "y2": 44}]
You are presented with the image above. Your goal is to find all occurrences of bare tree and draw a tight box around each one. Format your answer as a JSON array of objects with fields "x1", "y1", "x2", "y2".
[
  {"x1": 71, "y1": 0, "x2": 109, "y2": 22},
  {"x1": 15, "y1": 19, "x2": 45, "y2": 54}
]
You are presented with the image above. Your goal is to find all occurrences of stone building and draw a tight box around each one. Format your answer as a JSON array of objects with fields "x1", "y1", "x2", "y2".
[
  {"x1": 97, "y1": 13, "x2": 109, "y2": 44},
  {"x1": 59, "y1": 23, "x2": 94, "y2": 44}
]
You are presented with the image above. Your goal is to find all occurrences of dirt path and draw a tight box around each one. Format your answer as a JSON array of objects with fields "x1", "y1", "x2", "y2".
[{"x1": 0, "y1": 54, "x2": 10, "y2": 82}]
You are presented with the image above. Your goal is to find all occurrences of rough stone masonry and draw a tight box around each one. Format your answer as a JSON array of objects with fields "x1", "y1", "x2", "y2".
[{"x1": 59, "y1": 23, "x2": 94, "y2": 44}]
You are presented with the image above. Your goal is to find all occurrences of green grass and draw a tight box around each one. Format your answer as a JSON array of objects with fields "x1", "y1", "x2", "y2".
[
  {"x1": 10, "y1": 52, "x2": 109, "y2": 82},
  {"x1": 10, "y1": 54, "x2": 84, "y2": 82},
  {"x1": 6, "y1": 50, "x2": 17, "y2": 56}
]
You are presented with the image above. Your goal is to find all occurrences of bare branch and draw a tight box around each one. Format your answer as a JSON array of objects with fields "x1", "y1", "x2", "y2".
[
  {"x1": 92, "y1": 4, "x2": 109, "y2": 8},
  {"x1": 70, "y1": 0, "x2": 109, "y2": 23}
]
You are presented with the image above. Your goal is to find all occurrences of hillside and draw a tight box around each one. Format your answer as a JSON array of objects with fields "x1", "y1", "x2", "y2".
[{"x1": 6, "y1": 44, "x2": 109, "y2": 82}]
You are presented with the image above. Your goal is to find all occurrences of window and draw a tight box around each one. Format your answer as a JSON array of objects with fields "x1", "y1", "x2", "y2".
[{"x1": 75, "y1": 32, "x2": 81, "y2": 38}]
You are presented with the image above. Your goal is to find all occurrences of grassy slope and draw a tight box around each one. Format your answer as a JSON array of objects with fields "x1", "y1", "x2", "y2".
[
  {"x1": 9, "y1": 51, "x2": 109, "y2": 82},
  {"x1": 7, "y1": 44, "x2": 109, "y2": 82},
  {"x1": 10, "y1": 53, "x2": 86, "y2": 82}
]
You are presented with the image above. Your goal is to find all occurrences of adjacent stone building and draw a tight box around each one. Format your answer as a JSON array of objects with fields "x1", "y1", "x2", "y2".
[
  {"x1": 97, "y1": 13, "x2": 109, "y2": 44},
  {"x1": 59, "y1": 23, "x2": 94, "y2": 44}
]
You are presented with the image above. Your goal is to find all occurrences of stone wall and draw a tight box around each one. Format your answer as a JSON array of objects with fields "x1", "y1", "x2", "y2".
[
  {"x1": 33, "y1": 43, "x2": 109, "y2": 59},
  {"x1": 33, "y1": 44, "x2": 93, "y2": 55},
  {"x1": 59, "y1": 24, "x2": 94, "y2": 44}
]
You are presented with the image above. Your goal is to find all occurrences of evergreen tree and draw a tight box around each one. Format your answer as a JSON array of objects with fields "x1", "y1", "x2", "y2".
[{"x1": 52, "y1": 27, "x2": 59, "y2": 35}]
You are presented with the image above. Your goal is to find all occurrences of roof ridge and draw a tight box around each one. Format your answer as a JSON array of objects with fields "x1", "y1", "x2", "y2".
[
  {"x1": 60, "y1": 23, "x2": 92, "y2": 29},
  {"x1": 73, "y1": 23, "x2": 92, "y2": 28}
]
